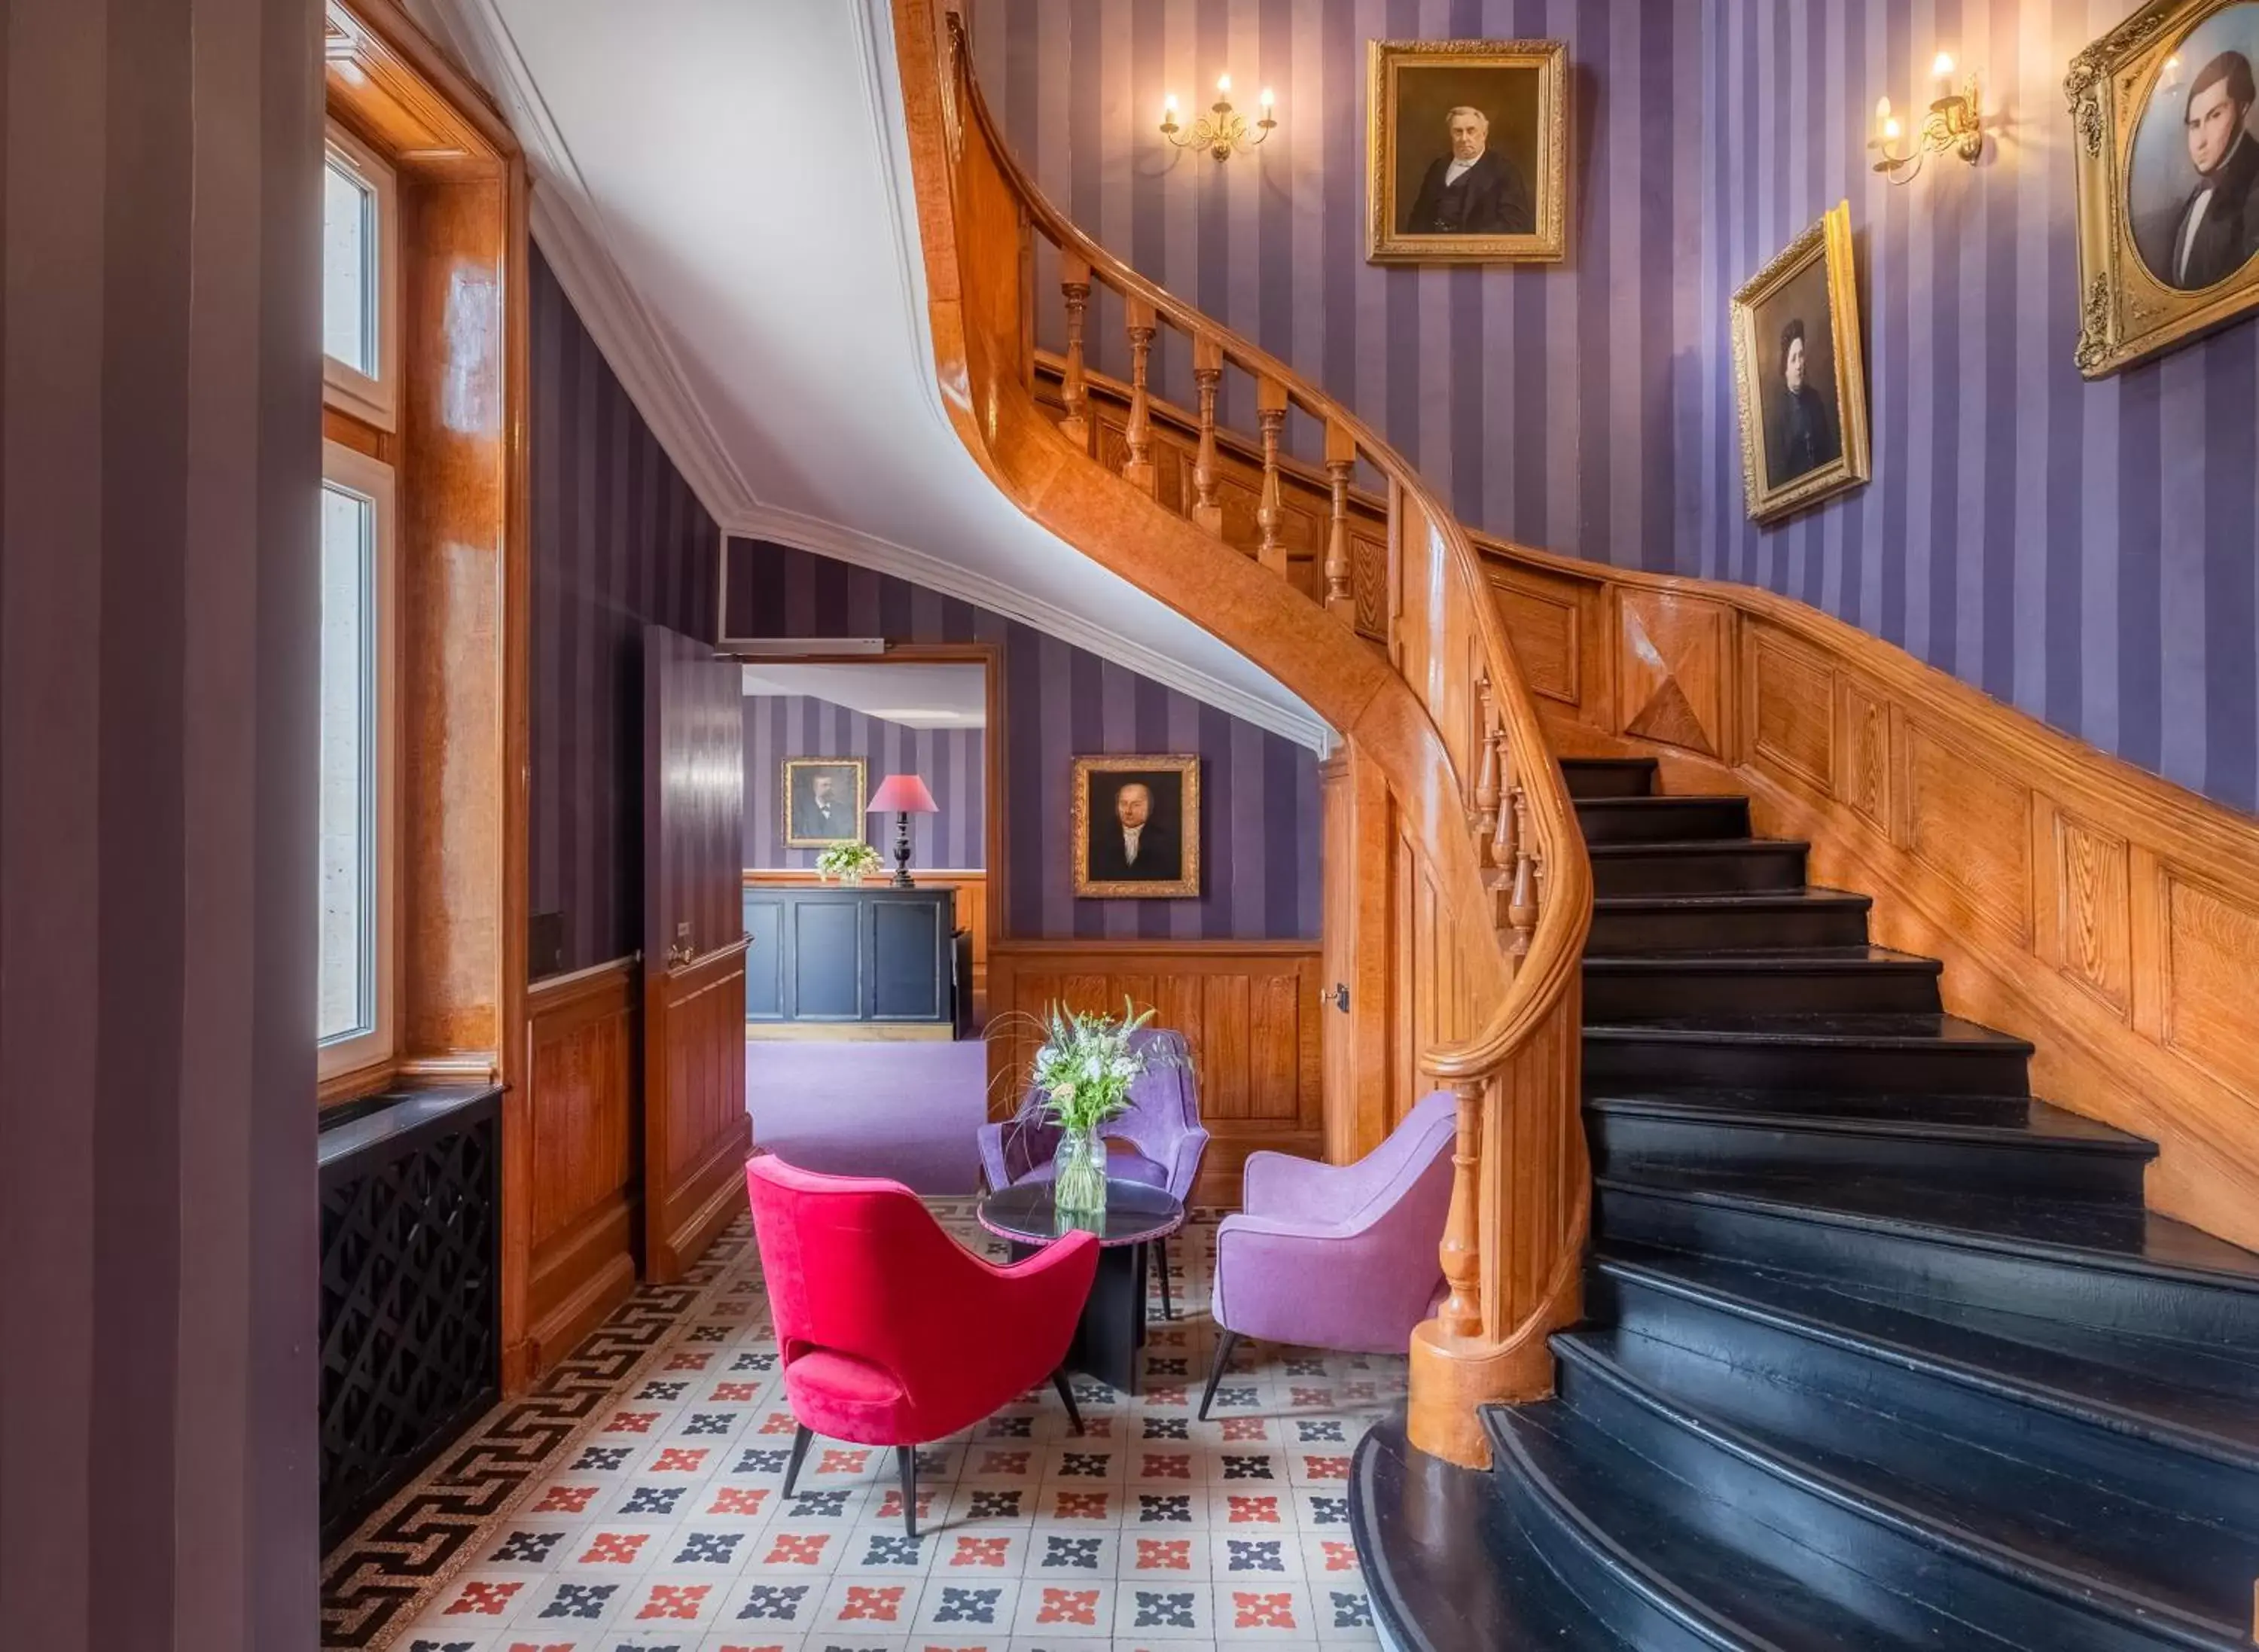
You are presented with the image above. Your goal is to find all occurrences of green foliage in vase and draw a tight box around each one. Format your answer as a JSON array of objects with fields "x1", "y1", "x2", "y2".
[{"x1": 815, "y1": 840, "x2": 882, "y2": 880}]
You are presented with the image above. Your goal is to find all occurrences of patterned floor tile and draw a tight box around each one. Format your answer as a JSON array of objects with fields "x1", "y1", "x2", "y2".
[{"x1": 328, "y1": 1209, "x2": 1399, "y2": 1652}]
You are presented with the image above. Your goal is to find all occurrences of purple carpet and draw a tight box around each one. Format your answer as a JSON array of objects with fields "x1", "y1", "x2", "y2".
[{"x1": 745, "y1": 1039, "x2": 990, "y2": 1194}]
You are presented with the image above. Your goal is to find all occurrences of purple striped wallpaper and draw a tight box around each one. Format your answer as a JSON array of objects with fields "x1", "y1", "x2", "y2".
[
  {"x1": 744, "y1": 696, "x2": 989, "y2": 869},
  {"x1": 723, "y1": 538, "x2": 1320, "y2": 939},
  {"x1": 966, "y1": 0, "x2": 1708, "y2": 570},
  {"x1": 1693, "y1": 0, "x2": 2259, "y2": 814},
  {"x1": 2, "y1": 0, "x2": 322, "y2": 1642},
  {"x1": 530, "y1": 245, "x2": 720, "y2": 977},
  {"x1": 968, "y1": 0, "x2": 2259, "y2": 813}
]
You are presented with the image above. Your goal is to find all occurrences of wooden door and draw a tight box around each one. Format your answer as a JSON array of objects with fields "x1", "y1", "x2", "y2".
[
  {"x1": 642, "y1": 624, "x2": 751, "y2": 1284},
  {"x1": 1321, "y1": 743, "x2": 1395, "y2": 1164}
]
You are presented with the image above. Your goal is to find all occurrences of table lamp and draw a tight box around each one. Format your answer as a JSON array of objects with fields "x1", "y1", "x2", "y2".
[{"x1": 867, "y1": 773, "x2": 939, "y2": 887}]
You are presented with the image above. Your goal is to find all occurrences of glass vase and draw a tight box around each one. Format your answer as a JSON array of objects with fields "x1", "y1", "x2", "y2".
[{"x1": 1052, "y1": 1121, "x2": 1109, "y2": 1224}]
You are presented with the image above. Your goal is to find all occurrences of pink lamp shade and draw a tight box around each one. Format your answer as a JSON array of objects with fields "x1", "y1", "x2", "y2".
[{"x1": 867, "y1": 773, "x2": 939, "y2": 814}]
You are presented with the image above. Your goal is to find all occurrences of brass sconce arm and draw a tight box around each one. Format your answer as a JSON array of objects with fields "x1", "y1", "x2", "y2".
[{"x1": 1869, "y1": 56, "x2": 1983, "y2": 184}]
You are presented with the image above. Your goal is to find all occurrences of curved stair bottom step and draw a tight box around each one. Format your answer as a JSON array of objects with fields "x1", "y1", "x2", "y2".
[{"x1": 1349, "y1": 1414, "x2": 1632, "y2": 1652}]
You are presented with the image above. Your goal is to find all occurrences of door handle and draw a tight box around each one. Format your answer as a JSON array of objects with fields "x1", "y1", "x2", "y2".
[{"x1": 1325, "y1": 982, "x2": 1349, "y2": 1013}]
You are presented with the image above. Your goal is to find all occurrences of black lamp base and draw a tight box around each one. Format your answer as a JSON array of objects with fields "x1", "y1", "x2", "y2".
[{"x1": 890, "y1": 811, "x2": 915, "y2": 887}]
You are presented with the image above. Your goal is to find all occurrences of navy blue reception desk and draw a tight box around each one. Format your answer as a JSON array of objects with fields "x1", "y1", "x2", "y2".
[{"x1": 742, "y1": 882, "x2": 959, "y2": 1027}]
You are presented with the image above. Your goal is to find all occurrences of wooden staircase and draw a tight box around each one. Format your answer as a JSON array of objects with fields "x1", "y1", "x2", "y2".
[
  {"x1": 891, "y1": 5, "x2": 2259, "y2": 1639},
  {"x1": 1355, "y1": 755, "x2": 2259, "y2": 1650}
]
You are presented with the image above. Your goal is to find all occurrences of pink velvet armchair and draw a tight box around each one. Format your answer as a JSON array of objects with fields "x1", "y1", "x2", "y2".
[{"x1": 1200, "y1": 1090, "x2": 1459, "y2": 1417}]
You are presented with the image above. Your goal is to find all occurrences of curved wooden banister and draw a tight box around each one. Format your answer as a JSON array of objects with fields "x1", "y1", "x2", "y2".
[{"x1": 894, "y1": 0, "x2": 1591, "y2": 1467}]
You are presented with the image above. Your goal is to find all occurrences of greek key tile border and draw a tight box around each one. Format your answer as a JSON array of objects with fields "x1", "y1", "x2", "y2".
[{"x1": 317, "y1": 1220, "x2": 754, "y2": 1650}]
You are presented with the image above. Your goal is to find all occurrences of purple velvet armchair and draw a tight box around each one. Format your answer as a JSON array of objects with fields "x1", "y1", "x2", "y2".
[
  {"x1": 977, "y1": 1027, "x2": 1209, "y2": 1317},
  {"x1": 1200, "y1": 1089, "x2": 1459, "y2": 1417}
]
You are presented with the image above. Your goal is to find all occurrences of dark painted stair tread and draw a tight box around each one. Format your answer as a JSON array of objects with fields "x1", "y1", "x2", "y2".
[
  {"x1": 1490, "y1": 1398, "x2": 2020, "y2": 1652},
  {"x1": 1585, "y1": 1011, "x2": 2035, "y2": 1055},
  {"x1": 1556, "y1": 1328, "x2": 2259, "y2": 1644},
  {"x1": 1593, "y1": 1243, "x2": 2259, "y2": 1467},
  {"x1": 1599, "y1": 1166, "x2": 2259, "y2": 1286},
  {"x1": 1593, "y1": 887, "x2": 1873, "y2": 912},
  {"x1": 1586, "y1": 837, "x2": 1809, "y2": 856},
  {"x1": 1585, "y1": 1087, "x2": 2154, "y2": 1151},
  {"x1": 1349, "y1": 1416, "x2": 1634, "y2": 1652},
  {"x1": 1584, "y1": 944, "x2": 1940, "y2": 973}
]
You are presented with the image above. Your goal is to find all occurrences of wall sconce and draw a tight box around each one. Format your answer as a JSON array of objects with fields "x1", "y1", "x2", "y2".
[
  {"x1": 1868, "y1": 53, "x2": 1983, "y2": 183},
  {"x1": 1160, "y1": 75, "x2": 1276, "y2": 162}
]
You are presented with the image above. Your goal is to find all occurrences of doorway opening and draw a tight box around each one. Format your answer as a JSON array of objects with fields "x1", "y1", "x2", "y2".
[{"x1": 733, "y1": 648, "x2": 999, "y2": 1192}]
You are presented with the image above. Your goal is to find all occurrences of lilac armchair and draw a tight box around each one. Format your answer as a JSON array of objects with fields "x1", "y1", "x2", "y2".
[
  {"x1": 1200, "y1": 1090, "x2": 1459, "y2": 1417},
  {"x1": 977, "y1": 1028, "x2": 1209, "y2": 1318}
]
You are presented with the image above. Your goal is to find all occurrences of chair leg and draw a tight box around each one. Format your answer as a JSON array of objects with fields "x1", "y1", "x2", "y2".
[
  {"x1": 782, "y1": 1422, "x2": 815, "y2": 1498},
  {"x1": 1197, "y1": 1330, "x2": 1241, "y2": 1422},
  {"x1": 1154, "y1": 1236, "x2": 1174, "y2": 1319},
  {"x1": 898, "y1": 1444, "x2": 919, "y2": 1539},
  {"x1": 1050, "y1": 1367, "x2": 1085, "y2": 1436}
]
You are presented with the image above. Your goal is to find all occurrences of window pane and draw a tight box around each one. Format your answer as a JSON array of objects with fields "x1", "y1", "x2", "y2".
[
  {"x1": 318, "y1": 483, "x2": 376, "y2": 1046},
  {"x1": 322, "y1": 159, "x2": 375, "y2": 375}
]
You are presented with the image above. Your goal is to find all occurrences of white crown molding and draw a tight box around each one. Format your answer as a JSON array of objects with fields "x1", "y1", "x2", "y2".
[
  {"x1": 414, "y1": 0, "x2": 1331, "y2": 756},
  {"x1": 716, "y1": 504, "x2": 1333, "y2": 753}
]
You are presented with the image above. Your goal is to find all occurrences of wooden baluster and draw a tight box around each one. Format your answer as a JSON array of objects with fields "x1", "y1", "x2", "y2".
[
  {"x1": 1059, "y1": 250, "x2": 1093, "y2": 453},
  {"x1": 1254, "y1": 376, "x2": 1289, "y2": 578},
  {"x1": 1508, "y1": 788, "x2": 1541, "y2": 963},
  {"x1": 1323, "y1": 419, "x2": 1357, "y2": 622},
  {"x1": 1472, "y1": 672, "x2": 1500, "y2": 860},
  {"x1": 1489, "y1": 730, "x2": 1515, "y2": 871},
  {"x1": 1122, "y1": 297, "x2": 1157, "y2": 495},
  {"x1": 1434, "y1": 1078, "x2": 1486, "y2": 1343},
  {"x1": 1190, "y1": 333, "x2": 1225, "y2": 537}
]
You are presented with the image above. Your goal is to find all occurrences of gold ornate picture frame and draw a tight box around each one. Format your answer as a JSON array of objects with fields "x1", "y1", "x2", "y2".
[
  {"x1": 1366, "y1": 38, "x2": 1568, "y2": 264},
  {"x1": 1071, "y1": 754, "x2": 1200, "y2": 899},
  {"x1": 2068, "y1": 0, "x2": 2259, "y2": 376},
  {"x1": 780, "y1": 756, "x2": 867, "y2": 849},
  {"x1": 1730, "y1": 202, "x2": 1871, "y2": 526}
]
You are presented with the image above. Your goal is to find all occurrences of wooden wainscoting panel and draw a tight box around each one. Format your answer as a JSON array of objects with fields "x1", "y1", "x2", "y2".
[
  {"x1": 1620, "y1": 590, "x2": 1727, "y2": 757},
  {"x1": 2156, "y1": 864, "x2": 2259, "y2": 1101},
  {"x1": 520, "y1": 958, "x2": 639, "y2": 1379},
  {"x1": 2047, "y1": 807, "x2": 2132, "y2": 1020},
  {"x1": 986, "y1": 940, "x2": 1323, "y2": 1206},
  {"x1": 1748, "y1": 628, "x2": 1834, "y2": 794},
  {"x1": 1835, "y1": 672, "x2": 1891, "y2": 830},
  {"x1": 1898, "y1": 719, "x2": 2033, "y2": 946},
  {"x1": 1484, "y1": 563, "x2": 1592, "y2": 714}
]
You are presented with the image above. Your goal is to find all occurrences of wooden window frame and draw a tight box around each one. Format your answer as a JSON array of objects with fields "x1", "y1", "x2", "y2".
[
  {"x1": 322, "y1": 118, "x2": 401, "y2": 434},
  {"x1": 317, "y1": 438, "x2": 402, "y2": 1086}
]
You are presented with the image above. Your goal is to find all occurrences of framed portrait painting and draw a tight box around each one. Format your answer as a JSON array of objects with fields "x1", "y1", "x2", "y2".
[
  {"x1": 2069, "y1": 0, "x2": 2259, "y2": 376},
  {"x1": 1730, "y1": 202, "x2": 1871, "y2": 526},
  {"x1": 1071, "y1": 755, "x2": 1200, "y2": 899},
  {"x1": 1366, "y1": 38, "x2": 1568, "y2": 264},
  {"x1": 781, "y1": 756, "x2": 866, "y2": 849}
]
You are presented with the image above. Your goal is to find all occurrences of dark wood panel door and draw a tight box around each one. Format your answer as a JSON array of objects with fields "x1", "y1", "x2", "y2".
[{"x1": 642, "y1": 625, "x2": 750, "y2": 1284}]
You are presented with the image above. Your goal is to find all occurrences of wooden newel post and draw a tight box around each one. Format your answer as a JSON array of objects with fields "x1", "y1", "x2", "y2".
[
  {"x1": 1191, "y1": 333, "x2": 1224, "y2": 537},
  {"x1": 1059, "y1": 250, "x2": 1093, "y2": 453},
  {"x1": 1254, "y1": 376, "x2": 1290, "y2": 579},
  {"x1": 1435, "y1": 1078, "x2": 1486, "y2": 1343},
  {"x1": 1323, "y1": 419, "x2": 1358, "y2": 621},
  {"x1": 1123, "y1": 296, "x2": 1157, "y2": 495}
]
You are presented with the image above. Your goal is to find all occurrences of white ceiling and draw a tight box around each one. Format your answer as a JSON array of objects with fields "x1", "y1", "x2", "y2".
[
  {"x1": 413, "y1": 0, "x2": 1328, "y2": 751},
  {"x1": 739, "y1": 661, "x2": 986, "y2": 729}
]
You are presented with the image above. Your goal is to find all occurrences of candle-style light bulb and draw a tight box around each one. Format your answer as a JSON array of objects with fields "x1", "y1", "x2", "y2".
[
  {"x1": 1217, "y1": 73, "x2": 1231, "y2": 95},
  {"x1": 1164, "y1": 92, "x2": 1178, "y2": 114},
  {"x1": 1931, "y1": 50, "x2": 1955, "y2": 88},
  {"x1": 1260, "y1": 87, "x2": 1274, "y2": 110},
  {"x1": 1874, "y1": 94, "x2": 1892, "y2": 125},
  {"x1": 1884, "y1": 115, "x2": 1901, "y2": 141}
]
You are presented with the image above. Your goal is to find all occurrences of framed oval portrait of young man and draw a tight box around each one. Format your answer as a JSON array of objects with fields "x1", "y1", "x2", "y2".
[
  {"x1": 1366, "y1": 38, "x2": 1568, "y2": 264},
  {"x1": 1071, "y1": 754, "x2": 1200, "y2": 898}
]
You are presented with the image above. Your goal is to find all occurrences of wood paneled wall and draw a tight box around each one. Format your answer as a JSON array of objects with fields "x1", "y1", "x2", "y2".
[
  {"x1": 986, "y1": 941, "x2": 1323, "y2": 1206},
  {"x1": 747, "y1": 870, "x2": 989, "y2": 1022},
  {"x1": 1486, "y1": 539, "x2": 2259, "y2": 1254},
  {"x1": 511, "y1": 959, "x2": 639, "y2": 1385}
]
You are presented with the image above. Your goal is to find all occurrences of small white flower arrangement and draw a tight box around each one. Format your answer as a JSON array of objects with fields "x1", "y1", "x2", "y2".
[
  {"x1": 814, "y1": 841, "x2": 883, "y2": 884},
  {"x1": 1029, "y1": 998, "x2": 1156, "y2": 1135}
]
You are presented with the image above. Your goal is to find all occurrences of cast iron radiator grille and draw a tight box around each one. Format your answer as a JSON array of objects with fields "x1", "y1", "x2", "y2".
[{"x1": 318, "y1": 1086, "x2": 502, "y2": 1553}]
